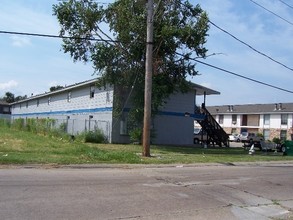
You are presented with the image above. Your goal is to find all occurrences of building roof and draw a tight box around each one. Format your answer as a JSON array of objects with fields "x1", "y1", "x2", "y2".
[
  {"x1": 10, "y1": 79, "x2": 220, "y2": 105},
  {"x1": 207, "y1": 103, "x2": 293, "y2": 114},
  {"x1": 190, "y1": 82, "x2": 220, "y2": 95},
  {"x1": 0, "y1": 100, "x2": 9, "y2": 105},
  {"x1": 11, "y1": 79, "x2": 97, "y2": 104}
]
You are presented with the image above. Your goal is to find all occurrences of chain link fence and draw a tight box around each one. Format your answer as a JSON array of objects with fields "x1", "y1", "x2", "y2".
[
  {"x1": 54, "y1": 119, "x2": 111, "y2": 141},
  {"x1": 1, "y1": 117, "x2": 111, "y2": 142}
]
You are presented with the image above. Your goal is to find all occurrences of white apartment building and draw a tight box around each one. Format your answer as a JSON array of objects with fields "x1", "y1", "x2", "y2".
[
  {"x1": 207, "y1": 103, "x2": 293, "y2": 141},
  {"x1": 10, "y1": 79, "x2": 219, "y2": 145}
]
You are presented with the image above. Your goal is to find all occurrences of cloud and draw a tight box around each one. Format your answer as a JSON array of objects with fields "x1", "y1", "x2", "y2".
[
  {"x1": 11, "y1": 36, "x2": 32, "y2": 47},
  {"x1": 0, "y1": 80, "x2": 18, "y2": 90}
]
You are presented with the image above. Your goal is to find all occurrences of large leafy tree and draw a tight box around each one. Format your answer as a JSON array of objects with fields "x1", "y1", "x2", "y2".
[
  {"x1": 53, "y1": 0, "x2": 209, "y2": 129},
  {"x1": 0, "y1": 92, "x2": 27, "y2": 103}
]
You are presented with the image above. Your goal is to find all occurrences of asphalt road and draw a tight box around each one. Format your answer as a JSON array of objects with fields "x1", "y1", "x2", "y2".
[{"x1": 1, "y1": 162, "x2": 293, "y2": 220}]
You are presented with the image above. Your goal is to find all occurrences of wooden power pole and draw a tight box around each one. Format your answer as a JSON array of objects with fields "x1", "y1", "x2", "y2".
[{"x1": 142, "y1": 0, "x2": 154, "y2": 157}]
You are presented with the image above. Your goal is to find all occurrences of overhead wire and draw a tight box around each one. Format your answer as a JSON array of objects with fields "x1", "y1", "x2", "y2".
[
  {"x1": 176, "y1": 0, "x2": 293, "y2": 90},
  {"x1": 208, "y1": 20, "x2": 293, "y2": 72},
  {"x1": 184, "y1": 55, "x2": 293, "y2": 94},
  {"x1": 249, "y1": 0, "x2": 293, "y2": 26},
  {"x1": 278, "y1": 0, "x2": 293, "y2": 10},
  {"x1": 0, "y1": 30, "x2": 118, "y2": 43}
]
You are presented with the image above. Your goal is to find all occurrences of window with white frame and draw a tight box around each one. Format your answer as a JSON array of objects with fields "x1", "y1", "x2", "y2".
[
  {"x1": 67, "y1": 91, "x2": 72, "y2": 102},
  {"x1": 263, "y1": 114, "x2": 270, "y2": 125},
  {"x1": 48, "y1": 97, "x2": 51, "y2": 105},
  {"x1": 120, "y1": 113, "x2": 128, "y2": 135},
  {"x1": 232, "y1": 114, "x2": 237, "y2": 124},
  {"x1": 219, "y1": 115, "x2": 224, "y2": 124},
  {"x1": 263, "y1": 129, "x2": 270, "y2": 140},
  {"x1": 281, "y1": 114, "x2": 288, "y2": 125},
  {"x1": 37, "y1": 99, "x2": 39, "y2": 107},
  {"x1": 90, "y1": 85, "x2": 95, "y2": 98},
  {"x1": 280, "y1": 130, "x2": 287, "y2": 141}
]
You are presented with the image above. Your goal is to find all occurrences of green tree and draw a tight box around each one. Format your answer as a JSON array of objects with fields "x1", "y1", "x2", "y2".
[
  {"x1": 50, "y1": 85, "x2": 64, "y2": 92},
  {"x1": 53, "y1": 0, "x2": 209, "y2": 131},
  {"x1": 1, "y1": 92, "x2": 27, "y2": 103},
  {"x1": 2, "y1": 92, "x2": 15, "y2": 103}
]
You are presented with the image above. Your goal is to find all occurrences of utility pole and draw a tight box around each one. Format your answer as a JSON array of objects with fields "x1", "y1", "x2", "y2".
[{"x1": 142, "y1": 0, "x2": 154, "y2": 157}]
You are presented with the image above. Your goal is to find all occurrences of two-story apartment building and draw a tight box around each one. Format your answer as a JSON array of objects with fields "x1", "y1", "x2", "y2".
[
  {"x1": 207, "y1": 103, "x2": 293, "y2": 141},
  {"x1": 10, "y1": 79, "x2": 219, "y2": 145}
]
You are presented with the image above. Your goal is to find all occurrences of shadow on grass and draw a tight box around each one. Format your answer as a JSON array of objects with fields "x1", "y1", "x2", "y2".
[{"x1": 151, "y1": 145, "x2": 247, "y2": 155}]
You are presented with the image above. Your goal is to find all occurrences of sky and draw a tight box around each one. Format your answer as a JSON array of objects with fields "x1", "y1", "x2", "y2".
[{"x1": 0, "y1": 0, "x2": 292, "y2": 106}]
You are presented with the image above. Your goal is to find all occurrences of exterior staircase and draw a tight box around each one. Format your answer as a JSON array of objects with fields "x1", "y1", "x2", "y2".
[{"x1": 195, "y1": 104, "x2": 229, "y2": 147}]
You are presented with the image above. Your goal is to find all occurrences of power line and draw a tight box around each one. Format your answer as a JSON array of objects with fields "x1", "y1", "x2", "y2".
[
  {"x1": 194, "y1": 58, "x2": 293, "y2": 94},
  {"x1": 249, "y1": 0, "x2": 293, "y2": 26},
  {"x1": 177, "y1": 1, "x2": 293, "y2": 73},
  {"x1": 278, "y1": 0, "x2": 293, "y2": 10},
  {"x1": 57, "y1": 0, "x2": 111, "y2": 4},
  {"x1": 208, "y1": 20, "x2": 293, "y2": 72},
  {"x1": 0, "y1": 30, "x2": 118, "y2": 43},
  {"x1": 175, "y1": 52, "x2": 293, "y2": 93}
]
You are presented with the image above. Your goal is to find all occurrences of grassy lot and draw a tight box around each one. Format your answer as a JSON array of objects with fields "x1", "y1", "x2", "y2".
[{"x1": 0, "y1": 126, "x2": 292, "y2": 165}]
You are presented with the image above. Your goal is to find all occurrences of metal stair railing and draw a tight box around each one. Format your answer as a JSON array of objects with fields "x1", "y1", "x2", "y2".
[{"x1": 196, "y1": 105, "x2": 229, "y2": 147}]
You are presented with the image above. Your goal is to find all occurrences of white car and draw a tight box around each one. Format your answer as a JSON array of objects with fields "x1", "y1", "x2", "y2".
[{"x1": 229, "y1": 133, "x2": 240, "y2": 142}]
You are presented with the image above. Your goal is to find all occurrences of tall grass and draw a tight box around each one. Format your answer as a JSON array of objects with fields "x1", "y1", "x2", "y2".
[{"x1": 1, "y1": 118, "x2": 107, "y2": 143}]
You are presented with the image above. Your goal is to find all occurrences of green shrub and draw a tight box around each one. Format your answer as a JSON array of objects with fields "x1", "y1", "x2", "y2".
[
  {"x1": 84, "y1": 129, "x2": 107, "y2": 144},
  {"x1": 272, "y1": 137, "x2": 281, "y2": 144},
  {"x1": 129, "y1": 128, "x2": 142, "y2": 144}
]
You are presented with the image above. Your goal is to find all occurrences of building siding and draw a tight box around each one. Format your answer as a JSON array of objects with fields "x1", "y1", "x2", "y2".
[{"x1": 153, "y1": 91, "x2": 195, "y2": 145}]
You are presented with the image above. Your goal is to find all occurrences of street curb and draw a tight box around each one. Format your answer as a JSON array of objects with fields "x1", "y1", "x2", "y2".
[{"x1": 1, "y1": 160, "x2": 293, "y2": 170}]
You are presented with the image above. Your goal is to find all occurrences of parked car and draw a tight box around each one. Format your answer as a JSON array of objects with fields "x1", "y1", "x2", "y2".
[
  {"x1": 241, "y1": 132, "x2": 263, "y2": 150},
  {"x1": 240, "y1": 132, "x2": 263, "y2": 143},
  {"x1": 194, "y1": 128, "x2": 208, "y2": 144},
  {"x1": 229, "y1": 133, "x2": 240, "y2": 142}
]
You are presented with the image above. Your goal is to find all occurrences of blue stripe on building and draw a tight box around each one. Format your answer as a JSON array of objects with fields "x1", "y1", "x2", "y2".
[
  {"x1": 12, "y1": 107, "x2": 113, "y2": 117},
  {"x1": 12, "y1": 106, "x2": 205, "y2": 120}
]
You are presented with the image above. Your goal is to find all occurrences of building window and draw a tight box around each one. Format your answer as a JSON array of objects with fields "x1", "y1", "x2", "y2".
[
  {"x1": 90, "y1": 85, "x2": 95, "y2": 98},
  {"x1": 67, "y1": 91, "x2": 72, "y2": 102},
  {"x1": 3, "y1": 107, "x2": 8, "y2": 112},
  {"x1": 106, "y1": 91, "x2": 110, "y2": 103},
  {"x1": 219, "y1": 115, "x2": 224, "y2": 124},
  {"x1": 281, "y1": 114, "x2": 288, "y2": 125},
  {"x1": 120, "y1": 113, "x2": 128, "y2": 135},
  {"x1": 48, "y1": 97, "x2": 51, "y2": 105},
  {"x1": 20, "y1": 103, "x2": 22, "y2": 109},
  {"x1": 280, "y1": 130, "x2": 287, "y2": 141},
  {"x1": 242, "y1": 115, "x2": 247, "y2": 126},
  {"x1": 263, "y1": 129, "x2": 270, "y2": 140},
  {"x1": 37, "y1": 99, "x2": 39, "y2": 107},
  {"x1": 26, "y1": 101, "x2": 28, "y2": 108},
  {"x1": 232, "y1": 114, "x2": 237, "y2": 124},
  {"x1": 264, "y1": 114, "x2": 270, "y2": 125}
]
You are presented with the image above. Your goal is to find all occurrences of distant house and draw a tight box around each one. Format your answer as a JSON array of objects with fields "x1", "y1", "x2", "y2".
[
  {"x1": 10, "y1": 79, "x2": 219, "y2": 145},
  {"x1": 207, "y1": 103, "x2": 293, "y2": 141},
  {"x1": 0, "y1": 100, "x2": 11, "y2": 119}
]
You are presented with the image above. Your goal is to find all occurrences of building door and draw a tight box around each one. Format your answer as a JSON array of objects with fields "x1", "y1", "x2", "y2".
[{"x1": 242, "y1": 115, "x2": 247, "y2": 126}]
